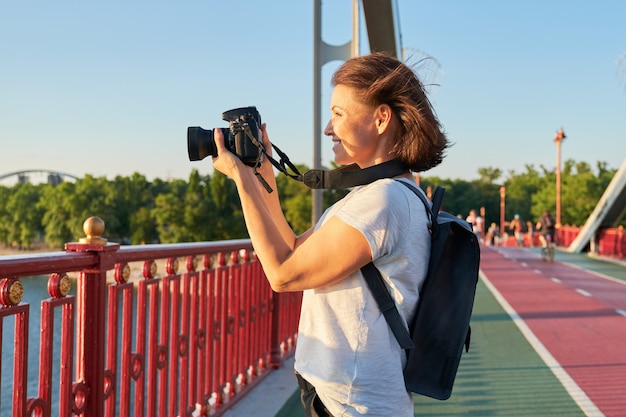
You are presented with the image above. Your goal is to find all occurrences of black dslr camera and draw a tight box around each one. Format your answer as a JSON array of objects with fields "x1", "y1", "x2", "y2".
[{"x1": 187, "y1": 106, "x2": 264, "y2": 167}]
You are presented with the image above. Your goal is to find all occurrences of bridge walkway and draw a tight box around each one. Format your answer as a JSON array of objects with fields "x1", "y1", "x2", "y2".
[{"x1": 226, "y1": 247, "x2": 626, "y2": 417}]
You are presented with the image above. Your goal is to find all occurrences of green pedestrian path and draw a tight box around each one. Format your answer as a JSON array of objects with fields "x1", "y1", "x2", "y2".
[{"x1": 273, "y1": 249, "x2": 625, "y2": 417}]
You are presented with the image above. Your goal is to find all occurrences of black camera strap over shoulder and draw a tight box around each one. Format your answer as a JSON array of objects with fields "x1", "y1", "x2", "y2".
[{"x1": 264, "y1": 143, "x2": 408, "y2": 190}]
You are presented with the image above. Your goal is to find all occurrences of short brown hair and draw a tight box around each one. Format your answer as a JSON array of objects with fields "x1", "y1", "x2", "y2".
[{"x1": 332, "y1": 52, "x2": 449, "y2": 172}]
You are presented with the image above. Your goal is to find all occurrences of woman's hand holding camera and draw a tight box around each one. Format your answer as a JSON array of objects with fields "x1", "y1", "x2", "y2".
[
  {"x1": 212, "y1": 125, "x2": 247, "y2": 180},
  {"x1": 212, "y1": 123, "x2": 276, "y2": 194}
]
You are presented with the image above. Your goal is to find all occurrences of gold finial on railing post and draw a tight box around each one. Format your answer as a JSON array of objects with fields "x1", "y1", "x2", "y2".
[{"x1": 79, "y1": 216, "x2": 108, "y2": 245}]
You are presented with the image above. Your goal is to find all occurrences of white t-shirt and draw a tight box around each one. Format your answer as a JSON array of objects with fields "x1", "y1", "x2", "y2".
[{"x1": 294, "y1": 178, "x2": 431, "y2": 416}]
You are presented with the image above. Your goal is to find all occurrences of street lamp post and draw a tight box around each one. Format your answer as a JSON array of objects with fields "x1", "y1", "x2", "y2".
[{"x1": 554, "y1": 128, "x2": 566, "y2": 227}]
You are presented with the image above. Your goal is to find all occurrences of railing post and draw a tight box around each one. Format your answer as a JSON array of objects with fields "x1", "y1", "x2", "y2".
[{"x1": 65, "y1": 217, "x2": 119, "y2": 417}]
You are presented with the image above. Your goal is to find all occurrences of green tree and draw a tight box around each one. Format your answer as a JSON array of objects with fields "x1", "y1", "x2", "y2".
[
  {"x1": 61, "y1": 175, "x2": 119, "y2": 239},
  {"x1": 153, "y1": 192, "x2": 186, "y2": 243},
  {"x1": 107, "y1": 173, "x2": 154, "y2": 243},
  {"x1": 559, "y1": 160, "x2": 615, "y2": 226},
  {"x1": 38, "y1": 182, "x2": 76, "y2": 249},
  {"x1": 6, "y1": 183, "x2": 43, "y2": 249},
  {"x1": 275, "y1": 164, "x2": 313, "y2": 235},
  {"x1": 503, "y1": 164, "x2": 544, "y2": 223},
  {"x1": 1, "y1": 158, "x2": 621, "y2": 250},
  {"x1": 208, "y1": 171, "x2": 247, "y2": 240},
  {"x1": 0, "y1": 186, "x2": 12, "y2": 247},
  {"x1": 150, "y1": 178, "x2": 190, "y2": 243},
  {"x1": 183, "y1": 170, "x2": 214, "y2": 241},
  {"x1": 477, "y1": 167, "x2": 503, "y2": 184},
  {"x1": 420, "y1": 177, "x2": 475, "y2": 218},
  {"x1": 130, "y1": 206, "x2": 158, "y2": 244}
]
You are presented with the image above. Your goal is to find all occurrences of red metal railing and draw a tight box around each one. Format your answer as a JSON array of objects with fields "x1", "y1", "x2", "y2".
[
  {"x1": 596, "y1": 226, "x2": 626, "y2": 260},
  {"x1": 0, "y1": 217, "x2": 301, "y2": 417},
  {"x1": 495, "y1": 224, "x2": 625, "y2": 260},
  {"x1": 1, "y1": 216, "x2": 622, "y2": 416}
]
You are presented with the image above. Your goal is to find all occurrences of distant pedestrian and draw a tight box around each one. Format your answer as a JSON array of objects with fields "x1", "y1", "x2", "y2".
[
  {"x1": 536, "y1": 210, "x2": 556, "y2": 249},
  {"x1": 486, "y1": 222, "x2": 500, "y2": 246},
  {"x1": 509, "y1": 214, "x2": 526, "y2": 247},
  {"x1": 466, "y1": 209, "x2": 484, "y2": 242},
  {"x1": 526, "y1": 220, "x2": 535, "y2": 246}
]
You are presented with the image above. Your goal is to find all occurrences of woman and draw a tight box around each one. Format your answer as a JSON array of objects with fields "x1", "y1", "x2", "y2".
[{"x1": 213, "y1": 52, "x2": 449, "y2": 416}]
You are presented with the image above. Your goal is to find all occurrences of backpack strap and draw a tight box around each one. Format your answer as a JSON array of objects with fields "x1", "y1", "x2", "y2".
[
  {"x1": 361, "y1": 262, "x2": 415, "y2": 349},
  {"x1": 360, "y1": 181, "x2": 444, "y2": 350}
]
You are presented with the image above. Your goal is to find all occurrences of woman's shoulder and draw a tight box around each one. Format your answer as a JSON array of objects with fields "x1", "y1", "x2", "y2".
[
  {"x1": 355, "y1": 178, "x2": 408, "y2": 200},
  {"x1": 365, "y1": 178, "x2": 426, "y2": 200},
  {"x1": 354, "y1": 178, "x2": 427, "y2": 214},
  {"x1": 360, "y1": 177, "x2": 420, "y2": 193}
]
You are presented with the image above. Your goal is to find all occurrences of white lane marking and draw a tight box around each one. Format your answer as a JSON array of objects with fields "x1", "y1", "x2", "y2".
[
  {"x1": 575, "y1": 289, "x2": 592, "y2": 297},
  {"x1": 480, "y1": 271, "x2": 605, "y2": 417}
]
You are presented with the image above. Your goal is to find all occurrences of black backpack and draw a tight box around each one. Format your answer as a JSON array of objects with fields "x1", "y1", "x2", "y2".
[{"x1": 361, "y1": 182, "x2": 481, "y2": 400}]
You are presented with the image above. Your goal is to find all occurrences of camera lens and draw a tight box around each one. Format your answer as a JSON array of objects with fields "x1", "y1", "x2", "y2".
[{"x1": 187, "y1": 127, "x2": 218, "y2": 161}]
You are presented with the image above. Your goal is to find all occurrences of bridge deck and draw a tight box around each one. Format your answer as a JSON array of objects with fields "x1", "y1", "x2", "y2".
[{"x1": 225, "y1": 247, "x2": 626, "y2": 417}]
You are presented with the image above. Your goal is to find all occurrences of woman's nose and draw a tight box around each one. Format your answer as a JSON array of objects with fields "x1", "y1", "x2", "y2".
[{"x1": 323, "y1": 120, "x2": 333, "y2": 136}]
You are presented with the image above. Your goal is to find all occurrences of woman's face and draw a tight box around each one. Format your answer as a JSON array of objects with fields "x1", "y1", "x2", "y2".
[{"x1": 324, "y1": 84, "x2": 381, "y2": 167}]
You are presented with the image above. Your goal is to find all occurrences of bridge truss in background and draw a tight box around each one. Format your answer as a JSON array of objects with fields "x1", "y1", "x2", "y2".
[{"x1": 0, "y1": 169, "x2": 79, "y2": 186}]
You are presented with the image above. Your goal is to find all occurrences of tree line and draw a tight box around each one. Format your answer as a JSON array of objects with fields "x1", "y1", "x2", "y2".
[{"x1": 0, "y1": 159, "x2": 621, "y2": 251}]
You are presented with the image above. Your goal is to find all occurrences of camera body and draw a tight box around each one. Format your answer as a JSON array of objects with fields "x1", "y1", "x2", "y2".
[{"x1": 187, "y1": 106, "x2": 263, "y2": 166}]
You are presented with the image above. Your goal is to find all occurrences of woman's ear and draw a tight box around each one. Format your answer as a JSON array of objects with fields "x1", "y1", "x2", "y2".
[{"x1": 375, "y1": 104, "x2": 393, "y2": 134}]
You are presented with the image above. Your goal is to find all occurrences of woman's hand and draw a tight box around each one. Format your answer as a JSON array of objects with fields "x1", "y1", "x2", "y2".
[
  {"x1": 212, "y1": 123, "x2": 273, "y2": 181},
  {"x1": 212, "y1": 127, "x2": 245, "y2": 179},
  {"x1": 260, "y1": 123, "x2": 272, "y2": 157},
  {"x1": 256, "y1": 123, "x2": 276, "y2": 178}
]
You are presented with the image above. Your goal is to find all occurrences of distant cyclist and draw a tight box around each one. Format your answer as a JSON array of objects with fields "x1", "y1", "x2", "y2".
[{"x1": 536, "y1": 210, "x2": 556, "y2": 259}]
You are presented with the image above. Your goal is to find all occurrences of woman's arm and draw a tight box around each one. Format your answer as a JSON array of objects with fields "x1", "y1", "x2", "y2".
[
  {"x1": 212, "y1": 128, "x2": 372, "y2": 293},
  {"x1": 253, "y1": 124, "x2": 302, "y2": 247}
]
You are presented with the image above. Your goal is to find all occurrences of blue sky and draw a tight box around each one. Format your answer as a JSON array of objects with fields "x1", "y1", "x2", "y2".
[{"x1": 1, "y1": 1, "x2": 624, "y2": 185}]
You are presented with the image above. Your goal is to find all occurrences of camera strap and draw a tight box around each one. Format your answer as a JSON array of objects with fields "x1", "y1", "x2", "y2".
[
  {"x1": 241, "y1": 125, "x2": 276, "y2": 193},
  {"x1": 265, "y1": 144, "x2": 408, "y2": 190}
]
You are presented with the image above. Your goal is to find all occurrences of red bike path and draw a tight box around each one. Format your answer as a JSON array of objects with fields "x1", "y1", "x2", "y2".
[{"x1": 480, "y1": 246, "x2": 626, "y2": 417}]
